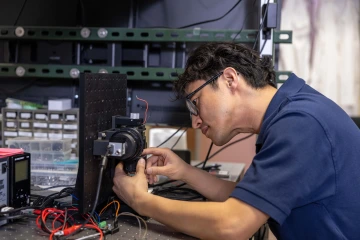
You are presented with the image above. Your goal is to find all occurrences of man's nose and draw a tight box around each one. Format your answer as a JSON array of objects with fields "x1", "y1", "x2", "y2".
[{"x1": 191, "y1": 114, "x2": 202, "y2": 129}]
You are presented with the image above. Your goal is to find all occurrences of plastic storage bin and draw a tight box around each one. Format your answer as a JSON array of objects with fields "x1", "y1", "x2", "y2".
[
  {"x1": 31, "y1": 162, "x2": 78, "y2": 172},
  {"x1": 31, "y1": 162, "x2": 78, "y2": 186},
  {"x1": 7, "y1": 137, "x2": 72, "y2": 162},
  {"x1": 31, "y1": 171, "x2": 77, "y2": 186},
  {"x1": 7, "y1": 137, "x2": 71, "y2": 152}
]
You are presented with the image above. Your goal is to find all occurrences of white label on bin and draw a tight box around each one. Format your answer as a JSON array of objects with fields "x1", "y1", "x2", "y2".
[
  {"x1": 66, "y1": 115, "x2": 76, "y2": 120},
  {"x1": 4, "y1": 131, "x2": 17, "y2": 137},
  {"x1": 34, "y1": 122, "x2": 48, "y2": 128},
  {"x1": 19, "y1": 131, "x2": 32, "y2": 137},
  {"x1": 64, "y1": 124, "x2": 77, "y2": 130},
  {"x1": 20, "y1": 122, "x2": 30, "y2": 128},
  {"x1": 49, "y1": 133, "x2": 62, "y2": 139},
  {"x1": 6, "y1": 122, "x2": 16, "y2": 128},
  {"x1": 50, "y1": 114, "x2": 60, "y2": 120},
  {"x1": 63, "y1": 134, "x2": 77, "y2": 139},
  {"x1": 71, "y1": 143, "x2": 77, "y2": 148},
  {"x1": 20, "y1": 113, "x2": 31, "y2": 119},
  {"x1": 6, "y1": 112, "x2": 16, "y2": 118},
  {"x1": 35, "y1": 114, "x2": 47, "y2": 120},
  {"x1": 34, "y1": 132, "x2": 47, "y2": 138},
  {"x1": 49, "y1": 124, "x2": 62, "y2": 129}
]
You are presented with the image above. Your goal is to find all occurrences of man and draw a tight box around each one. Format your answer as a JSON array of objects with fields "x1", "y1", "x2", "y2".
[{"x1": 113, "y1": 42, "x2": 360, "y2": 239}]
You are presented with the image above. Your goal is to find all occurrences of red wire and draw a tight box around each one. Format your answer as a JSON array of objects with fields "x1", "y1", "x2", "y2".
[
  {"x1": 136, "y1": 95, "x2": 149, "y2": 124},
  {"x1": 37, "y1": 207, "x2": 103, "y2": 240},
  {"x1": 52, "y1": 213, "x2": 66, "y2": 230},
  {"x1": 36, "y1": 215, "x2": 42, "y2": 229},
  {"x1": 49, "y1": 224, "x2": 103, "y2": 240}
]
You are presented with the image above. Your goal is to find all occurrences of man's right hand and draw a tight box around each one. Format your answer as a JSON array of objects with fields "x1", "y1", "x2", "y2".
[{"x1": 142, "y1": 147, "x2": 190, "y2": 184}]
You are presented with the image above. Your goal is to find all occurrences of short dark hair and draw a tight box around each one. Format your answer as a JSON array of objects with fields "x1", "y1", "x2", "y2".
[{"x1": 173, "y1": 42, "x2": 276, "y2": 99}]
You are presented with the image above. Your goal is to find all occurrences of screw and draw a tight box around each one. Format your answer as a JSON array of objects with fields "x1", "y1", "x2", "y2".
[
  {"x1": 69, "y1": 68, "x2": 80, "y2": 78},
  {"x1": 98, "y1": 68, "x2": 108, "y2": 74},
  {"x1": 15, "y1": 66, "x2": 26, "y2": 77},
  {"x1": 15, "y1": 27, "x2": 25, "y2": 37},
  {"x1": 80, "y1": 28, "x2": 91, "y2": 38},
  {"x1": 97, "y1": 28, "x2": 108, "y2": 38}
]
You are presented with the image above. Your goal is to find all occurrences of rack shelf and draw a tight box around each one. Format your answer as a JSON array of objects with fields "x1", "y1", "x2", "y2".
[{"x1": 0, "y1": 26, "x2": 292, "y2": 44}]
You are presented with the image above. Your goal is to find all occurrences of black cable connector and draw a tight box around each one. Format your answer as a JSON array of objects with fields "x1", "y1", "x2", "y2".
[{"x1": 111, "y1": 218, "x2": 120, "y2": 234}]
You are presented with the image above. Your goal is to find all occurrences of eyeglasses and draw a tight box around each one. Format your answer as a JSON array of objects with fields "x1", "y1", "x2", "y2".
[{"x1": 185, "y1": 72, "x2": 223, "y2": 116}]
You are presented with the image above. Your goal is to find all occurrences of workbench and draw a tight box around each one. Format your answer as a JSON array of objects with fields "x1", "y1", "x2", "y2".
[{"x1": 0, "y1": 162, "x2": 245, "y2": 240}]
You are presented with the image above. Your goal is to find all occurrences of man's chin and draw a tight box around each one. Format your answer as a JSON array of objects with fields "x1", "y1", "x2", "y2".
[
  {"x1": 211, "y1": 138, "x2": 230, "y2": 147},
  {"x1": 204, "y1": 131, "x2": 229, "y2": 146}
]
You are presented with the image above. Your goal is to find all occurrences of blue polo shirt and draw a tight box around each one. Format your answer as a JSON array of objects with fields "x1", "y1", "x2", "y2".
[{"x1": 230, "y1": 74, "x2": 360, "y2": 239}]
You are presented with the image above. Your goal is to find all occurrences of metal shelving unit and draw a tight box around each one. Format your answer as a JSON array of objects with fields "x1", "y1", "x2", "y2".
[
  {"x1": 0, "y1": 26, "x2": 292, "y2": 43},
  {"x1": 0, "y1": 26, "x2": 292, "y2": 82}
]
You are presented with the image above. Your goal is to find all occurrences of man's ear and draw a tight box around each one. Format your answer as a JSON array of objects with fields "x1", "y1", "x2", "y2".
[{"x1": 223, "y1": 67, "x2": 239, "y2": 89}]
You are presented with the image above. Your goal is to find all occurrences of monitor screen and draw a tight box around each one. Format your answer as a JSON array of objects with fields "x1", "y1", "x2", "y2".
[{"x1": 15, "y1": 160, "x2": 28, "y2": 182}]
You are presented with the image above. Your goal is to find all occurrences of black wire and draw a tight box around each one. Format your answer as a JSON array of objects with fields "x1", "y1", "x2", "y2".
[
  {"x1": 259, "y1": 224, "x2": 267, "y2": 240},
  {"x1": 202, "y1": 142, "x2": 214, "y2": 169},
  {"x1": 208, "y1": 134, "x2": 254, "y2": 160},
  {"x1": 154, "y1": 187, "x2": 200, "y2": 194},
  {"x1": 39, "y1": 187, "x2": 75, "y2": 207},
  {"x1": 252, "y1": 0, "x2": 270, "y2": 50},
  {"x1": 0, "y1": 79, "x2": 37, "y2": 95},
  {"x1": 0, "y1": 206, "x2": 40, "y2": 215},
  {"x1": 194, "y1": 134, "x2": 254, "y2": 168},
  {"x1": 156, "y1": 127, "x2": 183, "y2": 147},
  {"x1": 260, "y1": 38, "x2": 268, "y2": 54},
  {"x1": 150, "y1": 179, "x2": 177, "y2": 187},
  {"x1": 178, "y1": 0, "x2": 243, "y2": 29},
  {"x1": 31, "y1": 185, "x2": 75, "y2": 191},
  {"x1": 64, "y1": 157, "x2": 107, "y2": 239},
  {"x1": 232, "y1": 0, "x2": 256, "y2": 42},
  {"x1": 171, "y1": 128, "x2": 188, "y2": 149},
  {"x1": 152, "y1": 187, "x2": 204, "y2": 201},
  {"x1": 14, "y1": 0, "x2": 27, "y2": 25},
  {"x1": 173, "y1": 182, "x2": 186, "y2": 188}
]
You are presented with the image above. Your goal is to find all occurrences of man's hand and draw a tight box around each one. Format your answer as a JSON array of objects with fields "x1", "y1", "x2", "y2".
[
  {"x1": 112, "y1": 158, "x2": 148, "y2": 210},
  {"x1": 143, "y1": 148, "x2": 191, "y2": 184}
]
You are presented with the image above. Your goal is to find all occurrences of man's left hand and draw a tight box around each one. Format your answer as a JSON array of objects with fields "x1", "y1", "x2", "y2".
[{"x1": 112, "y1": 158, "x2": 148, "y2": 210}]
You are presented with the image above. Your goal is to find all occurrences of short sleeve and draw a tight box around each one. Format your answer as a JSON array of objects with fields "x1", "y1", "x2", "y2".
[{"x1": 230, "y1": 110, "x2": 336, "y2": 224}]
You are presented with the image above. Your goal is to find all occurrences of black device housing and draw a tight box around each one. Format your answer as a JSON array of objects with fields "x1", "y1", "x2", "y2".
[
  {"x1": 75, "y1": 73, "x2": 128, "y2": 214},
  {"x1": 0, "y1": 153, "x2": 31, "y2": 211},
  {"x1": 8, "y1": 153, "x2": 31, "y2": 208},
  {"x1": 93, "y1": 115, "x2": 147, "y2": 174}
]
